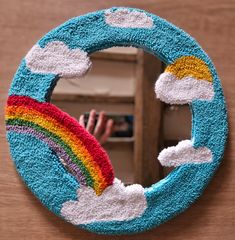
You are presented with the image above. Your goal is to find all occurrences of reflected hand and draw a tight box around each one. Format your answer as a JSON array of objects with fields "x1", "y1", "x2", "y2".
[{"x1": 79, "y1": 109, "x2": 114, "y2": 145}]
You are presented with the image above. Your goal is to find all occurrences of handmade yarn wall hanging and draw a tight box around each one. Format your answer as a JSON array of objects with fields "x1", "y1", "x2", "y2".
[{"x1": 5, "y1": 7, "x2": 228, "y2": 235}]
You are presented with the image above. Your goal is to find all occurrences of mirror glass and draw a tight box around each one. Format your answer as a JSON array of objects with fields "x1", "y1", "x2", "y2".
[{"x1": 51, "y1": 47, "x2": 191, "y2": 186}]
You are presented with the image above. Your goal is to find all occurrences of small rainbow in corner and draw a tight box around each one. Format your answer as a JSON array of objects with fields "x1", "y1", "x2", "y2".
[
  {"x1": 165, "y1": 56, "x2": 213, "y2": 82},
  {"x1": 155, "y1": 56, "x2": 214, "y2": 104}
]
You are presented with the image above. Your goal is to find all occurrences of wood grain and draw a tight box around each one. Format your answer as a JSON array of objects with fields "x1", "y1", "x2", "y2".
[
  {"x1": 134, "y1": 50, "x2": 163, "y2": 186},
  {"x1": 0, "y1": 0, "x2": 235, "y2": 239}
]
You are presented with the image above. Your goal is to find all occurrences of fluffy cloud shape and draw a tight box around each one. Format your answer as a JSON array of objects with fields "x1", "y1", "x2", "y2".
[
  {"x1": 155, "y1": 72, "x2": 214, "y2": 104},
  {"x1": 25, "y1": 41, "x2": 91, "y2": 78},
  {"x1": 105, "y1": 8, "x2": 153, "y2": 28},
  {"x1": 61, "y1": 178, "x2": 147, "y2": 224},
  {"x1": 158, "y1": 140, "x2": 212, "y2": 167}
]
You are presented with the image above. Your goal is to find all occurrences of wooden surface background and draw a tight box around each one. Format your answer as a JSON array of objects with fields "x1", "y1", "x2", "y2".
[{"x1": 0, "y1": 0, "x2": 234, "y2": 239}]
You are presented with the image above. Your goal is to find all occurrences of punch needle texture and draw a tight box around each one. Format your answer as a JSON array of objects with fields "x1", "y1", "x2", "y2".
[{"x1": 5, "y1": 7, "x2": 228, "y2": 235}]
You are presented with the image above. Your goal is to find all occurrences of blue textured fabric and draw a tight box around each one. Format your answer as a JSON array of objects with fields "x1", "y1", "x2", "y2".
[
  {"x1": 7, "y1": 7, "x2": 228, "y2": 235},
  {"x1": 7, "y1": 132, "x2": 79, "y2": 215},
  {"x1": 9, "y1": 60, "x2": 58, "y2": 102}
]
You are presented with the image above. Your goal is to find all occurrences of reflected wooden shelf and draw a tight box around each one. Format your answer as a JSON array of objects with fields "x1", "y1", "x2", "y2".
[
  {"x1": 52, "y1": 47, "x2": 163, "y2": 186},
  {"x1": 107, "y1": 137, "x2": 135, "y2": 143},
  {"x1": 51, "y1": 93, "x2": 134, "y2": 104},
  {"x1": 91, "y1": 47, "x2": 138, "y2": 62}
]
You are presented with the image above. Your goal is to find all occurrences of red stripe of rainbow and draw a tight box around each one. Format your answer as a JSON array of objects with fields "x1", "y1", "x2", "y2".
[{"x1": 5, "y1": 95, "x2": 114, "y2": 195}]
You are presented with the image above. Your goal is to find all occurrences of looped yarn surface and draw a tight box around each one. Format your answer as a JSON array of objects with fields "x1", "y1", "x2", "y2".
[{"x1": 5, "y1": 7, "x2": 228, "y2": 235}]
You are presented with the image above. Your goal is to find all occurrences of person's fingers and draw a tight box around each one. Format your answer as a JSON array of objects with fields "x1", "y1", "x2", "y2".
[
  {"x1": 86, "y1": 109, "x2": 96, "y2": 133},
  {"x1": 79, "y1": 114, "x2": 85, "y2": 128},
  {"x1": 99, "y1": 119, "x2": 114, "y2": 145},
  {"x1": 94, "y1": 111, "x2": 106, "y2": 138}
]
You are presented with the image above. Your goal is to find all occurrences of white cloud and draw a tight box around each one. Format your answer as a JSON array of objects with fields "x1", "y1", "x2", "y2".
[
  {"x1": 105, "y1": 8, "x2": 153, "y2": 28},
  {"x1": 155, "y1": 72, "x2": 214, "y2": 104},
  {"x1": 158, "y1": 140, "x2": 212, "y2": 167},
  {"x1": 25, "y1": 41, "x2": 91, "y2": 78},
  {"x1": 60, "y1": 178, "x2": 147, "y2": 224}
]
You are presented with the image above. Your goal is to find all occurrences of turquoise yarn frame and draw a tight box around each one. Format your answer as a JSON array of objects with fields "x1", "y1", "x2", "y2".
[{"x1": 7, "y1": 8, "x2": 228, "y2": 235}]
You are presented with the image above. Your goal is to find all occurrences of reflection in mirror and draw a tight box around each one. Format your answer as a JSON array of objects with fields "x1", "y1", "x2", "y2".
[
  {"x1": 51, "y1": 47, "x2": 191, "y2": 187},
  {"x1": 161, "y1": 104, "x2": 191, "y2": 177}
]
